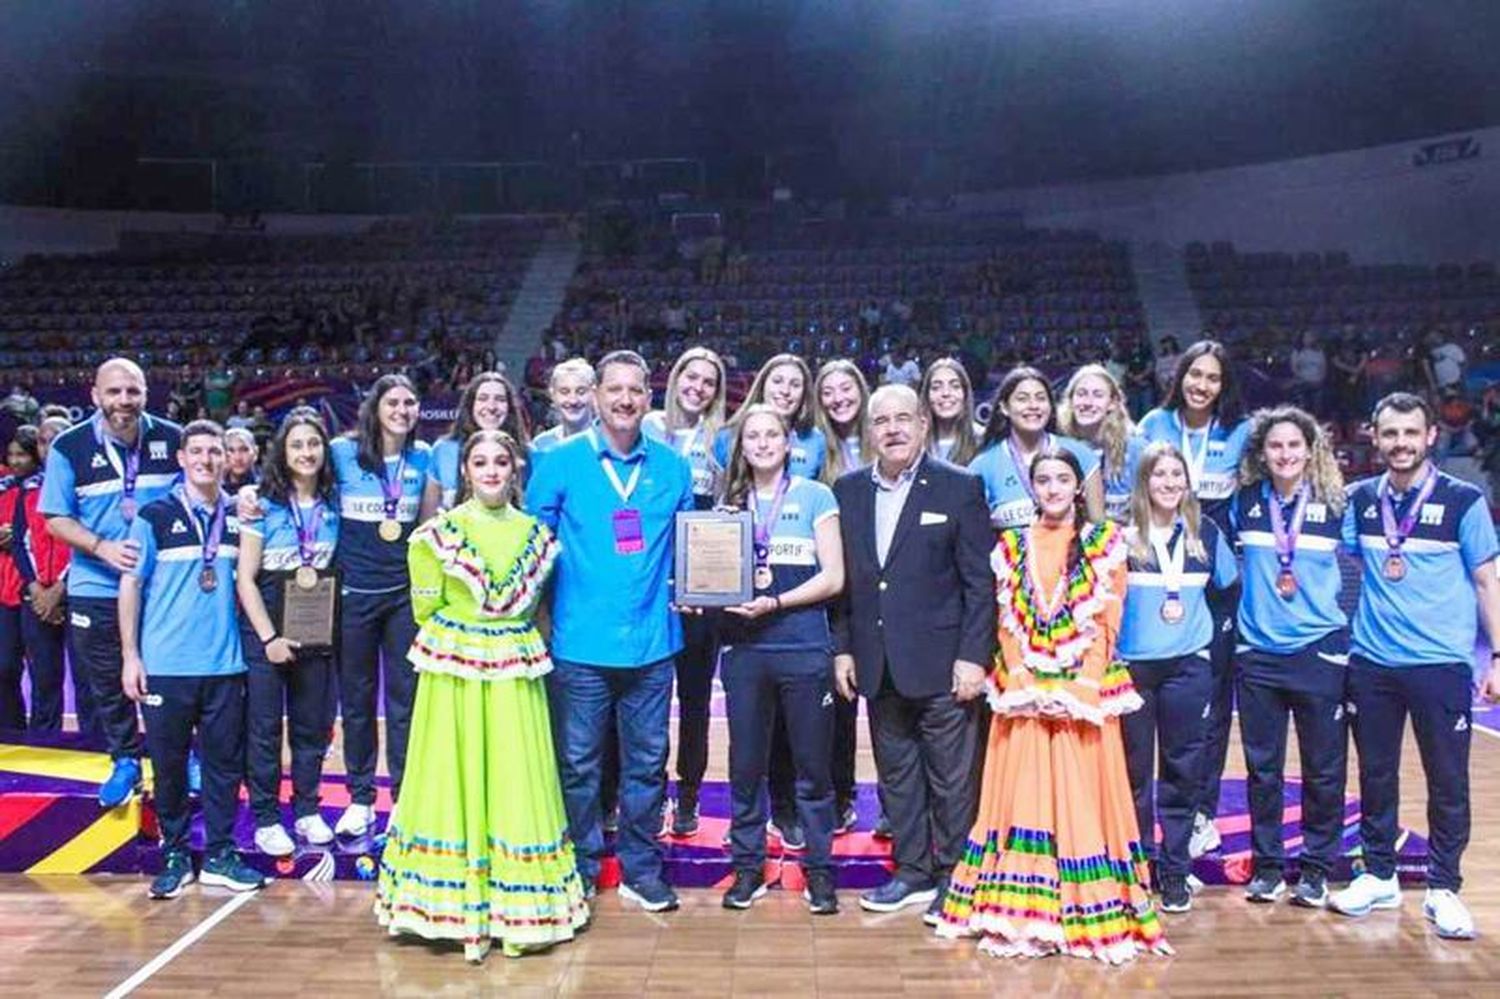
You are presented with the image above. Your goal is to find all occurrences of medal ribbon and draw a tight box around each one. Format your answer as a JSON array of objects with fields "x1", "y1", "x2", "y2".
[
  {"x1": 176, "y1": 487, "x2": 226, "y2": 575},
  {"x1": 1149, "y1": 521, "x2": 1187, "y2": 601},
  {"x1": 1379, "y1": 465, "x2": 1437, "y2": 561},
  {"x1": 1006, "y1": 432, "x2": 1051, "y2": 504},
  {"x1": 1268, "y1": 482, "x2": 1309, "y2": 573},
  {"x1": 1178, "y1": 415, "x2": 1215, "y2": 492},
  {"x1": 753, "y1": 474, "x2": 791, "y2": 569},
  {"x1": 94, "y1": 413, "x2": 143, "y2": 508},
  {"x1": 287, "y1": 498, "x2": 325, "y2": 569},
  {"x1": 379, "y1": 452, "x2": 407, "y2": 521}
]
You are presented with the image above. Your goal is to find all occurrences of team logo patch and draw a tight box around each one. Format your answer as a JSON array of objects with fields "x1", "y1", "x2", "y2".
[
  {"x1": 1305, "y1": 503, "x2": 1327, "y2": 524},
  {"x1": 1420, "y1": 503, "x2": 1444, "y2": 526},
  {"x1": 149, "y1": 441, "x2": 168, "y2": 460}
]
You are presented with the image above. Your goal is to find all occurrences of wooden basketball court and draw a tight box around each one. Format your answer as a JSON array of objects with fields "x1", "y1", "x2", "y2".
[{"x1": 4, "y1": 717, "x2": 1499, "y2": 997}]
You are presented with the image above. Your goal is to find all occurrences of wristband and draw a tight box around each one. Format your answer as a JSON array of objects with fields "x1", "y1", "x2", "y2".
[
  {"x1": 261, "y1": 633, "x2": 280, "y2": 646},
  {"x1": 773, "y1": 595, "x2": 783, "y2": 612},
  {"x1": 88, "y1": 535, "x2": 102, "y2": 555}
]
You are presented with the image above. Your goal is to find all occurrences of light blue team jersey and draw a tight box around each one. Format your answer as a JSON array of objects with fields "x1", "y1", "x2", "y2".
[
  {"x1": 526, "y1": 427, "x2": 695, "y2": 668},
  {"x1": 714, "y1": 425, "x2": 826, "y2": 482},
  {"x1": 720, "y1": 476, "x2": 839, "y2": 652},
  {"x1": 1098, "y1": 434, "x2": 1147, "y2": 523},
  {"x1": 967, "y1": 433, "x2": 1101, "y2": 529},
  {"x1": 1344, "y1": 469, "x2": 1499, "y2": 668},
  {"x1": 39, "y1": 412, "x2": 182, "y2": 598},
  {"x1": 1118, "y1": 517, "x2": 1238, "y2": 662},
  {"x1": 531, "y1": 424, "x2": 588, "y2": 456},
  {"x1": 125, "y1": 489, "x2": 244, "y2": 677},
  {"x1": 426, "y1": 436, "x2": 463, "y2": 510},
  {"x1": 239, "y1": 493, "x2": 340, "y2": 591},
  {"x1": 329, "y1": 436, "x2": 431, "y2": 592},
  {"x1": 1137, "y1": 408, "x2": 1249, "y2": 523},
  {"x1": 643, "y1": 412, "x2": 719, "y2": 504},
  {"x1": 1229, "y1": 482, "x2": 1346, "y2": 654}
]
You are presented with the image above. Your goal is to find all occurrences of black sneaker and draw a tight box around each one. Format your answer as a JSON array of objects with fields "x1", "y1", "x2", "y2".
[
  {"x1": 804, "y1": 869, "x2": 839, "y2": 915},
  {"x1": 1159, "y1": 876, "x2": 1192, "y2": 913},
  {"x1": 872, "y1": 812, "x2": 893, "y2": 841},
  {"x1": 620, "y1": 878, "x2": 680, "y2": 913},
  {"x1": 1291, "y1": 872, "x2": 1329, "y2": 909},
  {"x1": 922, "y1": 884, "x2": 947, "y2": 927},
  {"x1": 602, "y1": 805, "x2": 620, "y2": 835},
  {"x1": 833, "y1": 801, "x2": 858, "y2": 836},
  {"x1": 1245, "y1": 869, "x2": 1287, "y2": 903},
  {"x1": 671, "y1": 792, "x2": 700, "y2": 838},
  {"x1": 722, "y1": 869, "x2": 768, "y2": 910},
  {"x1": 768, "y1": 817, "x2": 806, "y2": 852}
]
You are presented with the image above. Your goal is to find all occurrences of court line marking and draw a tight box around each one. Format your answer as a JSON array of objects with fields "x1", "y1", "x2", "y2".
[
  {"x1": 104, "y1": 891, "x2": 257, "y2": 999},
  {"x1": 1474, "y1": 722, "x2": 1500, "y2": 741}
]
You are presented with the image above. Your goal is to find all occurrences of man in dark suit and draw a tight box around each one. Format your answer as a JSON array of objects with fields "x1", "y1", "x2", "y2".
[{"x1": 832, "y1": 384, "x2": 995, "y2": 921}]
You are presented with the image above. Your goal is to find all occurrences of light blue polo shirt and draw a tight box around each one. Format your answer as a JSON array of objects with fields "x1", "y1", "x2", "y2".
[
  {"x1": 125, "y1": 489, "x2": 244, "y2": 677},
  {"x1": 526, "y1": 427, "x2": 695, "y2": 667},
  {"x1": 39, "y1": 411, "x2": 182, "y2": 598},
  {"x1": 1229, "y1": 482, "x2": 1347, "y2": 654},
  {"x1": 1137, "y1": 408, "x2": 1250, "y2": 523},
  {"x1": 1118, "y1": 517, "x2": 1237, "y2": 662},
  {"x1": 329, "y1": 436, "x2": 430, "y2": 592},
  {"x1": 239, "y1": 493, "x2": 340, "y2": 605},
  {"x1": 1344, "y1": 469, "x2": 1499, "y2": 668},
  {"x1": 1097, "y1": 434, "x2": 1147, "y2": 523},
  {"x1": 967, "y1": 433, "x2": 1100, "y2": 529}
]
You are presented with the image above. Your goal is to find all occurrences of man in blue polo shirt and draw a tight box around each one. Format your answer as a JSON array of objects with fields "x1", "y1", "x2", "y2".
[
  {"x1": 527, "y1": 349, "x2": 694, "y2": 912},
  {"x1": 1331, "y1": 392, "x2": 1500, "y2": 939},
  {"x1": 120, "y1": 420, "x2": 265, "y2": 899},
  {"x1": 41, "y1": 358, "x2": 182, "y2": 807}
]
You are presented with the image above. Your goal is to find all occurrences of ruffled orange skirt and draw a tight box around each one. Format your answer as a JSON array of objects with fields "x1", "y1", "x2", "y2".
[{"x1": 935, "y1": 713, "x2": 1170, "y2": 964}]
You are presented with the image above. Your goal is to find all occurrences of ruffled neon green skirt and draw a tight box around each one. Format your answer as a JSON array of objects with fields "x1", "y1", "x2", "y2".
[{"x1": 374, "y1": 671, "x2": 588, "y2": 962}]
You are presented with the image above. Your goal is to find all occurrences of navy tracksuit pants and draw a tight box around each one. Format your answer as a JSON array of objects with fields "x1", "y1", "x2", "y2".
[
  {"x1": 142, "y1": 673, "x2": 246, "y2": 856},
  {"x1": 1347, "y1": 656, "x2": 1471, "y2": 891},
  {"x1": 1122, "y1": 650, "x2": 1213, "y2": 879},
  {"x1": 1236, "y1": 632, "x2": 1349, "y2": 879}
]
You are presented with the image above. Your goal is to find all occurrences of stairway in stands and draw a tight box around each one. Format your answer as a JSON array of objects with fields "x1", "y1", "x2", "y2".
[
  {"x1": 491, "y1": 227, "x2": 581, "y2": 377},
  {"x1": 1132, "y1": 240, "x2": 1203, "y2": 345}
]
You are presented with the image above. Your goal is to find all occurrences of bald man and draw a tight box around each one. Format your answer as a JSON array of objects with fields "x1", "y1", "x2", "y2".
[{"x1": 41, "y1": 359, "x2": 183, "y2": 807}]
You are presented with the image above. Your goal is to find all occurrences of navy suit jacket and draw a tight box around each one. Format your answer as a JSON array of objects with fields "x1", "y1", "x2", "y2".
[{"x1": 832, "y1": 454, "x2": 996, "y2": 700}]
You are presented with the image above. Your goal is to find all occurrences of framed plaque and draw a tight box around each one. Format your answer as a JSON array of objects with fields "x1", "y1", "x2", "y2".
[
  {"x1": 674, "y1": 509, "x2": 753, "y2": 607},
  {"x1": 279, "y1": 572, "x2": 338, "y2": 649}
]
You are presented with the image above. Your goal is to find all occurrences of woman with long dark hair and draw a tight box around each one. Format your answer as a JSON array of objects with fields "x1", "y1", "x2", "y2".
[
  {"x1": 1117, "y1": 442, "x2": 1237, "y2": 914},
  {"x1": 935, "y1": 447, "x2": 1166, "y2": 962},
  {"x1": 921, "y1": 357, "x2": 980, "y2": 466},
  {"x1": 0, "y1": 426, "x2": 69, "y2": 730},
  {"x1": 236, "y1": 407, "x2": 341, "y2": 855},
  {"x1": 377, "y1": 430, "x2": 587, "y2": 961},
  {"x1": 424, "y1": 370, "x2": 531, "y2": 513},
  {"x1": 968, "y1": 366, "x2": 1105, "y2": 529},
  {"x1": 1137, "y1": 339, "x2": 1250, "y2": 857},
  {"x1": 329, "y1": 373, "x2": 430, "y2": 837},
  {"x1": 1227, "y1": 406, "x2": 1348, "y2": 908}
]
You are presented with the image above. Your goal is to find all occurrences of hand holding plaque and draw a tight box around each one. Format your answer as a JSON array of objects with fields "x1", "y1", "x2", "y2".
[
  {"x1": 674, "y1": 510, "x2": 753, "y2": 607},
  {"x1": 280, "y1": 571, "x2": 338, "y2": 649}
]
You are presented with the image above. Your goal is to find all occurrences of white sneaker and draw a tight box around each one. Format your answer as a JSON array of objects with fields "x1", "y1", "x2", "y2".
[
  {"x1": 1329, "y1": 872, "x2": 1402, "y2": 917},
  {"x1": 334, "y1": 803, "x2": 375, "y2": 838},
  {"x1": 253, "y1": 823, "x2": 296, "y2": 857},
  {"x1": 295, "y1": 814, "x2": 336, "y2": 846},
  {"x1": 1188, "y1": 813, "x2": 1221, "y2": 859},
  {"x1": 1423, "y1": 889, "x2": 1476, "y2": 940}
]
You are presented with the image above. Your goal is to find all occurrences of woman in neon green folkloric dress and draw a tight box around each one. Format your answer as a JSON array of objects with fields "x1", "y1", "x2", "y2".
[{"x1": 375, "y1": 430, "x2": 588, "y2": 963}]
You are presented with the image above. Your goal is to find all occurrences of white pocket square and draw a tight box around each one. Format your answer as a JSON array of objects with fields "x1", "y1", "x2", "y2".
[{"x1": 919, "y1": 511, "x2": 948, "y2": 526}]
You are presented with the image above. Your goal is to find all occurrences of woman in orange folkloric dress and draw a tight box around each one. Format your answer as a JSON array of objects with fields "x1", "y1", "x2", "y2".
[{"x1": 935, "y1": 447, "x2": 1170, "y2": 964}]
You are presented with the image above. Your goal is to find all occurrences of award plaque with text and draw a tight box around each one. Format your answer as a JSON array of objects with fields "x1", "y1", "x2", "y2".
[
  {"x1": 279, "y1": 573, "x2": 338, "y2": 649},
  {"x1": 674, "y1": 510, "x2": 753, "y2": 607}
]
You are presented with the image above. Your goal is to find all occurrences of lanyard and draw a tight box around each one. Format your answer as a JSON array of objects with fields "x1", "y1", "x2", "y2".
[
  {"x1": 176, "y1": 488, "x2": 227, "y2": 571},
  {"x1": 1268, "y1": 483, "x2": 1309, "y2": 571},
  {"x1": 287, "y1": 498, "x2": 326, "y2": 568},
  {"x1": 379, "y1": 452, "x2": 407, "y2": 520},
  {"x1": 753, "y1": 474, "x2": 791, "y2": 567},
  {"x1": 93, "y1": 415, "x2": 143, "y2": 502},
  {"x1": 1379, "y1": 465, "x2": 1437, "y2": 556},
  {"x1": 600, "y1": 456, "x2": 643, "y2": 503},
  {"x1": 1006, "y1": 432, "x2": 1050, "y2": 504},
  {"x1": 1178, "y1": 415, "x2": 1215, "y2": 491},
  {"x1": 1149, "y1": 522, "x2": 1187, "y2": 598}
]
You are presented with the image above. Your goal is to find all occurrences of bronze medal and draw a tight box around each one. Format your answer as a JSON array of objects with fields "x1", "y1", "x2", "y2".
[
  {"x1": 754, "y1": 565, "x2": 774, "y2": 591},
  {"x1": 294, "y1": 565, "x2": 319, "y2": 590},
  {"x1": 199, "y1": 567, "x2": 218, "y2": 593},
  {"x1": 1275, "y1": 569, "x2": 1298, "y2": 600},
  {"x1": 1160, "y1": 596, "x2": 1185, "y2": 624},
  {"x1": 1383, "y1": 554, "x2": 1406, "y2": 582},
  {"x1": 378, "y1": 519, "x2": 402, "y2": 543}
]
